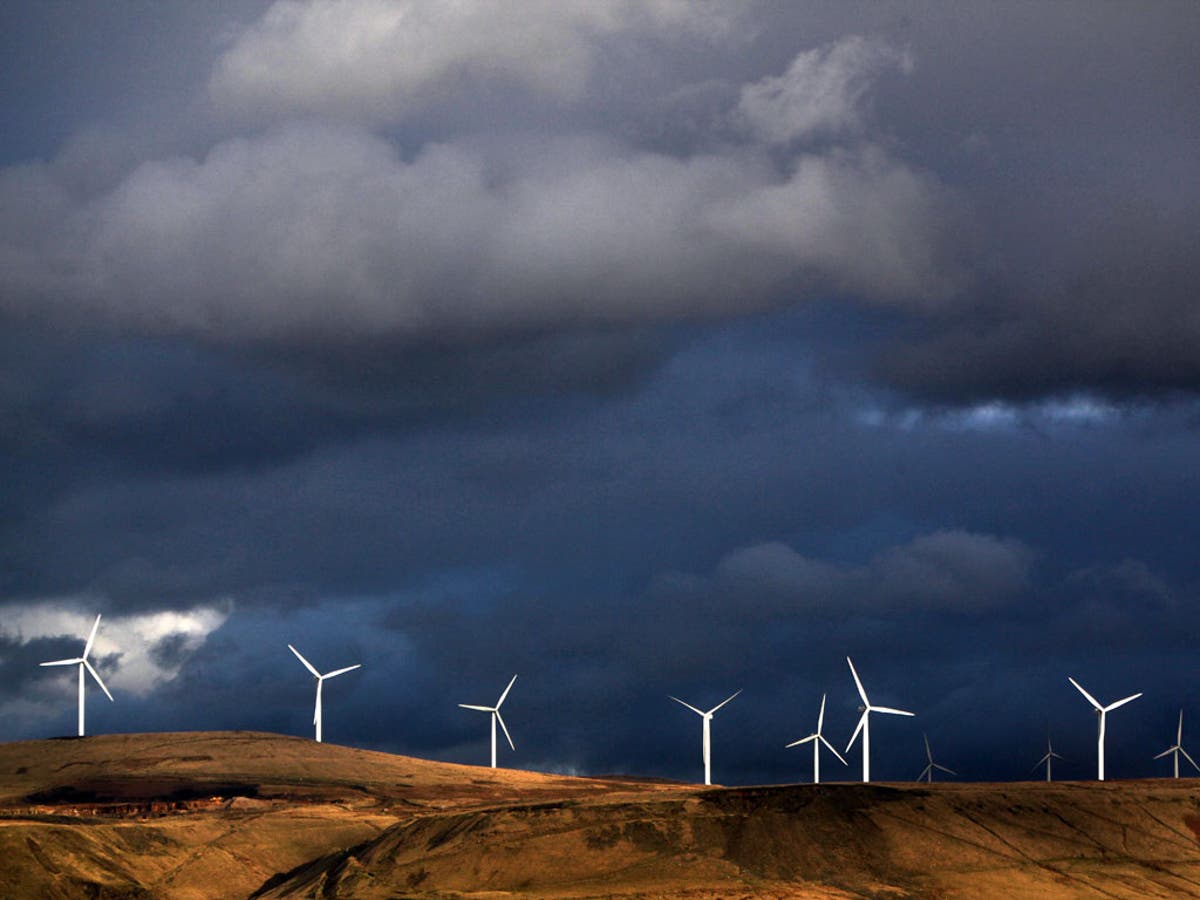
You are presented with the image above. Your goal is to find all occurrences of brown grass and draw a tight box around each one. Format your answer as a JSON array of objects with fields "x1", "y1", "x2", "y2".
[{"x1": 1, "y1": 732, "x2": 1199, "y2": 897}]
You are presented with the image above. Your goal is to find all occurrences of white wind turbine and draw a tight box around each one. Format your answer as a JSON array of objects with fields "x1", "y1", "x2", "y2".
[
  {"x1": 288, "y1": 644, "x2": 361, "y2": 743},
  {"x1": 459, "y1": 675, "x2": 517, "y2": 768},
  {"x1": 670, "y1": 690, "x2": 741, "y2": 786},
  {"x1": 1154, "y1": 710, "x2": 1200, "y2": 779},
  {"x1": 39, "y1": 614, "x2": 113, "y2": 737},
  {"x1": 785, "y1": 693, "x2": 847, "y2": 784},
  {"x1": 1068, "y1": 676, "x2": 1141, "y2": 781},
  {"x1": 845, "y1": 656, "x2": 914, "y2": 783},
  {"x1": 1032, "y1": 736, "x2": 1065, "y2": 782},
  {"x1": 916, "y1": 733, "x2": 956, "y2": 783}
]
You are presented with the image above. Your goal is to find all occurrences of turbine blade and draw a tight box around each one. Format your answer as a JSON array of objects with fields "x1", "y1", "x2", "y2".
[
  {"x1": 1103, "y1": 692, "x2": 1142, "y2": 712},
  {"x1": 495, "y1": 711, "x2": 515, "y2": 751},
  {"x1": 83, "y1": 659, "x2": 114, "y2": 702},
  {"x1": 1180, "y1": 747, "x2": 1200, "y2": 773},
  {"x1": 819, "y1": 734, "x2": 848, "y2": 765},
  {"x1": 288, "y1": 644, "x2": 320, "y2": 678},
  {"x1": 935, "y1": 764, "x2": 956, "y2": 775},
  {"x1": 918, "y1": 764, "x2": 932, "y2": 782},
  {"x1": 1067, "y1": 677, "x2": 1102, "y2": 710},
  {"x1": 1179, "y1": 709, "x2": 1185, "y2": 744},
  {"x1": 786, "y1": 734, "x2": 817, "y2": 748},
  {"x1": 496, "y1": 674, "x2": 518, "y2": 709},
  {"x1": 1031, "y1": 754, "x2": 1050, "y2": 773},
  {"x1": 669, "y1": 696, "x2": 705, "y2": 717},
  {"x1": 817, "y1": 693, "x2": 827, "y2": 733},
  {"x1": 459, "y1": 704, "x2": 493, "y2": 712},
  {"x1": 708, "y1": 689, "x2": 742, "y2": 715},
  {"x1": 1154, "y1": 747, "x2": 1175, "y2": 760},
  {"x1": 846, "y1": 657, "x2": 869, "y2": 706},
  {"x1": 323, "y1": 664, "x2": 362, "y2": 680},
  {"x1": 846, "y1": 710, "x2": 867, "y2": 753},
  {"x1": 83, "y1": 614, "x2": 102, "y2": 660},
  {"x1": 924, "y1": 733, "x2": 933, "y2": 762},
  {"x1": 872, "y1": 705, "x2": 915, "y2": 717},
  {"x1": 40, "y1": 658, "x2": 83, "y2": 667},
  {"x1": 1050, "y1": 751, "x2": 1064, "y2": 760}
]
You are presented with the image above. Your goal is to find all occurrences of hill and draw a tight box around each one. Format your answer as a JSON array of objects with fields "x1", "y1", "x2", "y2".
[{"x1": 1, "y1": 731, "x2": 1199, "y2": 897}]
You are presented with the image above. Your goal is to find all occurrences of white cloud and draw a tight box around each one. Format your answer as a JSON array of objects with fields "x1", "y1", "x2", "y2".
[
  {"x1": 209, "y1": 0, "x2": 738, "y2": 123},
  {"x1": 736, "y1": 35, "x2": 912, "y2": 144},
  {"x1": 4, "y1": 599, "x2": 232, "y2": 697}
]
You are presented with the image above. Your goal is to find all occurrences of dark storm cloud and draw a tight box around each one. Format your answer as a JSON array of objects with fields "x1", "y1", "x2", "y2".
[
  {"x1": 3, "y1": 2, "x2": 1193, "y2": 404},
  {"x1": 879, "y1": 207, "x2": 1200, "y2": 402}
]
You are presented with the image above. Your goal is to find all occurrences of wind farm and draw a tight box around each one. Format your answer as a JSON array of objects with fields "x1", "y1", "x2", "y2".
[{"x1": 13, "y1": 614, "x2": 1200, "y2": 898}]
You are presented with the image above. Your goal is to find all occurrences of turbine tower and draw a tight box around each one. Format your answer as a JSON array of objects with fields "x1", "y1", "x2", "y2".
[
  {"x1": 1068, "y1": 676, "x2": 1141, "y2": 781},
  {"x1": 1032, "y1": 736, "x2": 1065, "y2": 782},
  {"x1": 785, "y1": 693, "x2": 847, "y2": 784},
  {"x1": 917, "y1": 733, "x2": 956, "y2": 783},
  {"x1": 288, "y1": 644, "x2": 361, "y2": 743},
  {"x1": 845, "y1": 656, "x2": 914, "y2": 783},
  {"x1": 459, "y1": 675, "x2": 518, "y2": 768},
  {"x1": 670, "y1": 690, "x2": 741, "y2": 786},
  {"x1": 1154, "y1": 710, "x2": 1200, "y2": 779},
  {"x1": 39, "y1": 613, "x2": 114, "y2": 737}
]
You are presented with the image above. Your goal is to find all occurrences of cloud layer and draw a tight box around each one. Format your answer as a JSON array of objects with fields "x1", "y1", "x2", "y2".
[{"x1": 3, "y1": 31, "x2": 955, "y2": 351}]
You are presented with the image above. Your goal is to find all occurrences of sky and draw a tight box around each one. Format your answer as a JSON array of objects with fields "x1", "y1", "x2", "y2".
[{"x1": 1, "y1": 0, "x2": 1199, "y2": 785}]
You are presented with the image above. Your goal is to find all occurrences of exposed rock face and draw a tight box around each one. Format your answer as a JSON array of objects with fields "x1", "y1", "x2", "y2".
[{"x1": 1, "y1": 732, "x2": 1199, "y2": 898}]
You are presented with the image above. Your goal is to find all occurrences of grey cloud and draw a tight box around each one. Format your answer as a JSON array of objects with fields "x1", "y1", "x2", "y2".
[
  {"x1": 736, "y1": 35, "x2": 911, "y2": 144},
  {"x1": 700, "y1": 530, "x2": 1035, "y2": 616},
  {"x1": 872, "y1": 531, "x2": 1035, "y2": 610},
  {"x1": 0, "y1": 121, "x2": 958, "y2": 348},
  {"x1": 208, "y1": 0, "x2": 740, "y2": 124}
]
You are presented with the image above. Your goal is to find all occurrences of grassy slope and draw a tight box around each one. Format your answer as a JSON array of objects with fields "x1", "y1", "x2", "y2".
[{"x1": 1, "y1": 732, "x2": 1199, "y2": 898}]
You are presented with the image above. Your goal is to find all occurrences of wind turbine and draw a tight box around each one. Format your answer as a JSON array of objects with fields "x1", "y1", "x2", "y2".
[
  {"x1": 845, "y1": 656, "x2": 914, "y2": 783},
  {"x1": 1154, "y1": 710, "x2": 1200, "y2": 779},
  {"x1": 785, "y1": 693, "x2": 847, "y2": 784},
  {"x1": 670, "y1": 690, "x2": 741, "y2": 786},
  {"x1": 916, "y1": 733, "x2": 956, "y2": 783},
  {"x1": 1032, "y1": 736, "x2": 1065, "y2": 782},
  {"x1": 288, "y1": 644, "x2": 361, "y2": 743},
  {"x1": 1068, "y1": 676, "x2": 1141, "y2": 781},
  {"x1": 459, "y1": 675, "x2": 517, "y2": 768},
  {"x1": 39, "y1": 613, "x2": 114, "y2": 737}
]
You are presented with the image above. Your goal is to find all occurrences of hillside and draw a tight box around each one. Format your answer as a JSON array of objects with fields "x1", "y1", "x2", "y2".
[{"x1": 0, "y1": 732, "x2": 1198, "y2": 898}]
